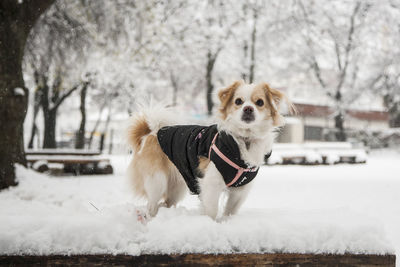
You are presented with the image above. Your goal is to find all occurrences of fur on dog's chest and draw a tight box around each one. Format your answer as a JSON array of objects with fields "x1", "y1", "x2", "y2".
[{"x1": 157, "y1": 124, "x2": 263, "y2": 194}]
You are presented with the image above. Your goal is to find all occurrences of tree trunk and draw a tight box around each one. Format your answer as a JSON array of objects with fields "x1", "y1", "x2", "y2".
[
  {"x1": 333, "y1": 90, "x2": 346, "y2": 141},
  {"x1": 249, "y1": 9, "x2": 258, "y2": 84},
  {"x1": 0, "y1": 0, "x2": 54, "y2": 190},
  {"x1": 88, "y1": 118, "x2": 101, "y2": 149},
  {"x1": 75, "y1": 83, "x2": 88, "y2": 149},
  {"x1": 390, "y1": 115, "x2": 400, "y2": 128},
  {"x1": 28, "y1": 125, "x2": 38, "y2": 149},
  {"x1": 241, "y1": 41, "x2": 249, "y2": 82},
  {"x1": 40, "y1": 80, "x2": 56, "y2": 149},
  {"x1": 99, "y1": 133, "x2": 105, "y2": 153},
  {"x1": 334, "y1": 112, "x2": 346, "y2": 141},
  {"x1": 39, "y1": 76, "x2": 80, "y2": 149},
  {"x1": 0, "y1": 21, "x2": 28, "y2": 188},
  {"x1": 108, "y1": 129, "x2": 114, "y2": 154},
  {"x1": 88, "y1": 101, "x2": 107, "y2": 149},
  {"x1": 0, "y1": 5, "x2": 30, "y2": 188},
  {"x1": 28, "y1": 89, "x2": 41, "y2": 149},
  {"x1": 170, "y1": 72, "x2": 178, "y2": 107},
  {"x1": 389, "y1": 107, "x2": 400, "y2": 128},
  {"x1": 206, "y1": 51, "x2": 217, "y2": 116},
  {"x1": 387, "y1": 103, "x2": 400, "y2": 127},
  {"x1": 384, "y1": 94, "x2": 400, "y2": 128},
  {"x1": 43, "y1": 110, "x2": 57, "y2": 148}
]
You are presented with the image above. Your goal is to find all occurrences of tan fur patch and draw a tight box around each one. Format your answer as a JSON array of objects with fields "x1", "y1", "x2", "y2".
[
  {"x1": 128, "y1": 115, "x2": 151, "y2": 151},
  {"x1": 197, "y1": 156, "x2": 210, "y2": 176},
  {"x1": 129, "y1": 134, "x2": 173, "y2": 198},
  {"x1": 261, "y1": 83, "x2": 288, "y2": 126},
  {"x1": 250, "y1": 86, "x2": 269, "y2": 111},
  {"x1": 218, "y1": 80, "x2": 243, "y2": 119}
]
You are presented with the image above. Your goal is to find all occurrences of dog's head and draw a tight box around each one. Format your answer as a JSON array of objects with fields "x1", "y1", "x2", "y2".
[{"x1": 217, "y1": 80, "x2": 293, "y2": 137}]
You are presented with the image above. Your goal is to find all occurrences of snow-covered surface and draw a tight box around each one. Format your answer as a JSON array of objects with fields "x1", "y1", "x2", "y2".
[
  {"x1": 302, "y1": 142, "x2": 353, "y2": 149},
  {"x1": 13, "y1": 87, "x2": 25, "y2": 96},
  {"x1": 0, "y1": 151, "x2": 399, "y2": 258},
  {"x1": 271, "y1": 149, "x2": 323, "y2": 163},
  {"x1": 270, "y1": 142, "x2": 367, "y2": 164},
  {"x1": 274, "y1": 142, "x2": 353, "y2": 150},
  {"x1": 31, "y1": 160, "x2": 48, "y2": 170}
]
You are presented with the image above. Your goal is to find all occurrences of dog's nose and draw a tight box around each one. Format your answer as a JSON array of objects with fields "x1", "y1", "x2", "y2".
[{"x1": 243, "y1": 106, "x2": 254, "y2": 114}]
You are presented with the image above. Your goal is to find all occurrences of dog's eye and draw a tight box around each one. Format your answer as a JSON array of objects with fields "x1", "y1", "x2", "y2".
[
  {"x1": 255, "y1": 99, "x2": 264, "y2": 106},
  {"x1": 235, "y1": 98, "x2": 243, "y2": 105}
]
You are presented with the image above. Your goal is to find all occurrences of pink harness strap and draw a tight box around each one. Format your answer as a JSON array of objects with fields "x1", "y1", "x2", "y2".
[{"x1": 208, "y1": 133, "x2": 258, "y2": 187}]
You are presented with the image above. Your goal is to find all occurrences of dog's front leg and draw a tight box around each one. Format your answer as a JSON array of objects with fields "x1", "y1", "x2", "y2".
[
  {"x1": 198, "y1": 162, "x2": 226, "y2": 220},
  {"x1": 224, "y1": 183, "x2": 252, "y2": 217}
]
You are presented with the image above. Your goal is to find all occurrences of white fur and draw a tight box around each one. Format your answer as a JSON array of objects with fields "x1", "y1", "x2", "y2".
[
  {"x1": 144, "y1": 172, "x2": 168, "y2": 217},
  {"x1": 224, "y1": 182, "x2": 253, "y2": 217},
  {"x1": 198, "y1": 162, "x2": 227, "y2": 219},
  {"x1": 165, "y1": 168, "x2": 187, "y2": 207}
]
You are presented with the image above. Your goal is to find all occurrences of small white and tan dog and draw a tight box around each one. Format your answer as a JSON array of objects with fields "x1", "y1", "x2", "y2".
[{"x1": 127, "y1": 80, "x2": 292, "y2": 220}]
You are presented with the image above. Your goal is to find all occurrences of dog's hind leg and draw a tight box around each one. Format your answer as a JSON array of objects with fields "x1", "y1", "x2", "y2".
[
  {"x1": 165, "y1": 169, "x2": 187, "y2": 208},
  {"x1": 144, "y1": 171, "x2": 167, "y2": 217}
]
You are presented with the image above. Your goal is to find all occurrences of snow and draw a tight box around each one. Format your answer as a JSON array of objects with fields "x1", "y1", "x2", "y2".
[
  {"x1": 31, "y1": 160, "x2": 48, "y2": 170},
  {"x1": 302, "y1": 142, "x2": 353, "y2": 149},
  {"x1": 13, "y1": 87, "x2": 25, "y2": 96},
  {"x1": 0, "y1": 151, "x2": 399, "y2": 259},
  {"x1": 270, "y1": 142, "x2": 368, "y2": 164},
  {"x1": 97, "y1": 161, "x2": 110, "y2": 169},
  {"x1": 271, "y1": 149, "x2": 323, "y2": 164}
]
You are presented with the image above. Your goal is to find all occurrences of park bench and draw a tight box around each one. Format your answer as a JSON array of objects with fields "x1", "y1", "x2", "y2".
[
  {"x1": 266, "y1": 142, "x2": 368, "y2": 165},
  {"x1": 26, "y1": 149, "x2": 113, "y2": 175}
]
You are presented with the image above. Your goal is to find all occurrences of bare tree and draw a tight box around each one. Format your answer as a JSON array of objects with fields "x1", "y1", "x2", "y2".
[
  {"x1": 41, "y1": 71, "x2": 83, "y2": 148},
  {"x1": 240, "y1": 3, "x2": 259, "y2": 83},
  {"x1": 201, "y1": 1, "x2": 240, "y2": 115},
  {"x1": 367, "y1": 2, "x2": 400, "y2": 128},
  {"x1": 296, "y1": 1, "x2": 369, "y2": 141},
  {"x1": 27, "y1": 72, "x2": 43, "y2": 149},
  {"x1": 370, "y1": 71, "x2": 400, "y2": 127},
  {"x1": 0, "y1": 0, "x2": 54, "y2": 190},
  {"x1": 75, "y1": 79, "x2": 91, "y2": 149},
  {"x1": 383, "y1": 75, "x2": 400, "y2": 127},
  {"x1": 25, "y1": 0, "x2": 90, "y2": 148}
]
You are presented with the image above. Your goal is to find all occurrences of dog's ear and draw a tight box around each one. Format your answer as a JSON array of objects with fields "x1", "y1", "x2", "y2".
[
  {"x1": 262, "y1": 83, "x2": 296, "y2": 126},
  {"x1": 218, "y1": 80, "x2": 243, "y2": 117}
]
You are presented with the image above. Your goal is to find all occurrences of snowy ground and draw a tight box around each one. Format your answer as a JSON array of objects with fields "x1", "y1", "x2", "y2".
[{"x1": 0, "y1": 151, "x2": 399, "y2": 262}]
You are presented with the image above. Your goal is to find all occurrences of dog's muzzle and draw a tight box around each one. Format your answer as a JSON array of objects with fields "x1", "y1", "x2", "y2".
[{"x1": 242, "y1": 106, "x2": 255, "y2": 123}]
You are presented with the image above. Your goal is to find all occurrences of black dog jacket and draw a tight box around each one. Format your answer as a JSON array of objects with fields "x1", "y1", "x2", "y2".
[{"x1": 157, "y1": 124, "x2": 270, "y2": 194}]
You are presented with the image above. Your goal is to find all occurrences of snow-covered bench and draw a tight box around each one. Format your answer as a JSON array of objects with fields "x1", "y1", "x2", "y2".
[
  {"x1": 266, "y1": 142, "x2": 367, "y2": 165},
  {"x1": 26, "y1": 149, "x2": 113, "y2": 175}
]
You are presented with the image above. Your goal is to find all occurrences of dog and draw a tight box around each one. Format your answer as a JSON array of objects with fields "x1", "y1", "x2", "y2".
[{"x1": 127, "y1": 80, "x2": 293, "y2": 220}]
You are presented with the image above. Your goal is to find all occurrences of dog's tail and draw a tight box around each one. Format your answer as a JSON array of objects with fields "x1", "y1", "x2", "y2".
[
  {"x1": 128, "y1": 105, "x2": 185, "y2": 152},
  {"x1": 127, "y1": 114, "x2": 151, "y2": 152}
]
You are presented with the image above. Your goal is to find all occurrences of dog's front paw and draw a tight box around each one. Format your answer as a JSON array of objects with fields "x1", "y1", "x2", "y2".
[{"x1": 135, "y1": 208, "x2": 150, "y2": 225}]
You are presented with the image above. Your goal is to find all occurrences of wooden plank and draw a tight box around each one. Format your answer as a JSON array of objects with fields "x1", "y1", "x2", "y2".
[
  {"x1": 26, "y1": 154, "x2": 110, "y2": 165},
  {"x1": 27, "y1": 159, "x2": 106, "y2": 164},
  {"x1": 26, "y1": 149, "x2": 101, "y2": 156},
  {"x1": 0, "y1": 253, "x2": 395, "y2": 267}
]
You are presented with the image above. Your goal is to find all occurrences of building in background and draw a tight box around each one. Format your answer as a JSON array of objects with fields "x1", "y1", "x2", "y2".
[{"x1": 279, "y1": 102, "x2": 390, "y2": 146}]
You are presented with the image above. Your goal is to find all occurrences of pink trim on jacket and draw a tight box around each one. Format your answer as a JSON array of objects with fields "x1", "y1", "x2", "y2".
[{"x1": 208, "y1": 133, "x2": 258, "y2": 187}]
